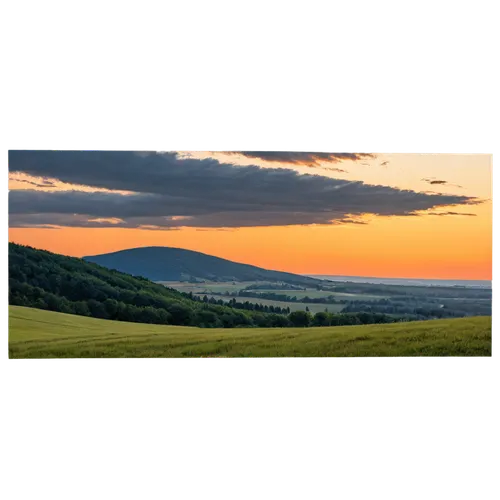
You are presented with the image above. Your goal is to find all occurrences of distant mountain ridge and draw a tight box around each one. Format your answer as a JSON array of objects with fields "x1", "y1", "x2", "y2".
[{"x1": 83, "y1": 246, "x2": 322, "y2": 285}]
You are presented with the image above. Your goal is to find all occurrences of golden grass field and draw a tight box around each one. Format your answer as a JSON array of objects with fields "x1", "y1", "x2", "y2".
[{"x1": 8, "y1": 305, "x2": 492, "y2": 358}]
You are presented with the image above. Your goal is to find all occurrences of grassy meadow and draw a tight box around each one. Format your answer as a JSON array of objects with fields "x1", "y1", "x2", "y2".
[{"x1": 9, "y1": 305, "x2": 492, "y2": 358}]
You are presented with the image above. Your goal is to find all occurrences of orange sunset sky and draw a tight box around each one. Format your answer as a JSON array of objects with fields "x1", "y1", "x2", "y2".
[{"x1": 8, "y1": 151, "x2": 492, "y2": 280}]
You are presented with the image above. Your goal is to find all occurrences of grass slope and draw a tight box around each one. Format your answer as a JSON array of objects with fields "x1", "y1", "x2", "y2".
[
  {"x1": 84, "y1": 246, "x2": 322, "y2": 285},
  {"x1": 9, "y1": 306, "x2": 492, "y2": 358}
]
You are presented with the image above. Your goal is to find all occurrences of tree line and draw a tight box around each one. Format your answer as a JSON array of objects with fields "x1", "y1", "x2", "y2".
[
  {"x1": 234, "y1": 290, "x2": 345, "y2": 304},
  {"x1": 243, "y1": 283, "x2": 306, "y2": 291},
  {"x1": 186, "y1": 293, "x2": 291, "y2": 314}
]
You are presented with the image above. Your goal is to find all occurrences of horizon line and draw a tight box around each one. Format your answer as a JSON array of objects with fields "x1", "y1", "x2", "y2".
[{"x1": 305, "y1": 273, "x2": 491, "y2": 283}]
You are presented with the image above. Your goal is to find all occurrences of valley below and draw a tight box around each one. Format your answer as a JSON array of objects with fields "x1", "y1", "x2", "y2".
[{"x1": 162, "y1": 278, "x2": 492, "y2": 321}]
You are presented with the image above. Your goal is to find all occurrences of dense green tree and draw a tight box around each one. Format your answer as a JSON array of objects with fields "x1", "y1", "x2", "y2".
[
  {"x1": 33, "y1": 297, "x2": 47, "y2": 310},
  {"x1": 229, "y1": 311, "x2": 252, "y2": 326},
  {"x1": 252, "y1": 313, "x2": 270, "y2": 327},
  {"x1": 104, "y1": 298, "x2": 119, "y2": 318},
  {"x1": 74, "y1": 301, "x2": 91, "y2": 317},
  {"x1": 88, "y1": 299, "x2": 108, "y2": 319},
  {"x1": 358, "y1": 312, "x2": 374, "y2": 324},
  {"x1": 194, "y1": 310, "x2": 221, "y2": 328},
  {"x1": 46, "y1": 293, "x2": 63, "y2": 312},
  {"x1": 168, "y1": 303, "x2": 193, "y2": 325},
  {"x1": 220, "y1": 313, "x2": 237, "y2": 328},
  {"x1": 312, "y1": 312, "x2": 331, "y2": 326},
  {"x1": 289, "y1": 311, "x2": 312, "y2": 327},
  {"x1": 268, "y1": 314, "x2": 292, "y2": 327},
  {"x1": 139, "y1": 306, "x2": 163, "y2": 324}
]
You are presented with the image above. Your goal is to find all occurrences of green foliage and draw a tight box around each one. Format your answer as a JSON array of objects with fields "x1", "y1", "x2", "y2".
[
  {"x1": 289, "y1": 310, "x2": 312, "y2": 327},
  {"x1": 312, "y1": 311, "x2": 330, "y2": 326},
  {"x1": 8, "y1": 243, "x2": 279, "y2": 328}
]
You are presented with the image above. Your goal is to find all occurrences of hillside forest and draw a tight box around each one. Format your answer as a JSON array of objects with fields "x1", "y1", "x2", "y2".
[{"x1": 9, "y1": 243, "x2": 404, "y2": 329}]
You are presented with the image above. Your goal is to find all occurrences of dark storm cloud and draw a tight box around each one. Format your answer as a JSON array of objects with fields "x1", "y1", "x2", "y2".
[
  {"x1": 427, "y1": 211, "x2": 476, "y2": 217},
  {"x1": 422, "y1": 177, "x2": 463, "y2": 188},
  {"x1": 308, "y1": 165, "x2": 347, "y2": 173},
  {"x1": 225, "y1": 151, "x2": 375, "y2": 166},
  {"x1": 8, "y1": 151, "x2": 482, "y2": 229},
  {"x1": 195, "y1": 228, "x2": 237, "y2": 232}
]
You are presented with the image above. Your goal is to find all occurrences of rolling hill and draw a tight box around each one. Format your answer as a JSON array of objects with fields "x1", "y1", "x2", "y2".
[
  {"x1": 9, "y1": 306, "x2": 492, "y2": 358},
  {"x1": 83, "y1": 246, "x2": 322, "y2": 285},
  {"x1": 8, "y1": 243, "x2": 292, "y2": 328}
]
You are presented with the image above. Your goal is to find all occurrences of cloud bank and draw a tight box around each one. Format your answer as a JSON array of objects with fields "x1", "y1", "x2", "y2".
[
  {"x1": 8, "y1": 151, "x2": 481, "y2": 229},
  {"x1": 225, "y1": 151, "x2": 375, "y2": 166}
]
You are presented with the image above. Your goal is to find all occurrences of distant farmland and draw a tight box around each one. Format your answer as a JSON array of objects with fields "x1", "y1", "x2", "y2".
[
  {"x1": 162, "y1": 279, "x2": 492, "y2": 319},
  {"x1": 264, "y1": 289, "x2": 388, "y2": 301},
  {"x1": 159, "y1": 281, "x2": 254, "y2": 294},
  {"x1": 163, "y1": 280, "x2": 388, "y2": 313},
  {"x1": 164, "y1": 281, "x2": 389, "y2": 302},
  {"x1": 194, "y1": 293, "x2": 345, "y2": 314}
]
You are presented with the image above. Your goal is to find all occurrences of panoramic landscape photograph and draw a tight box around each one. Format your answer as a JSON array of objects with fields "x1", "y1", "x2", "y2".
[{"x1": 8, "y1": 150, "x2": 492, "y2": 358}]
